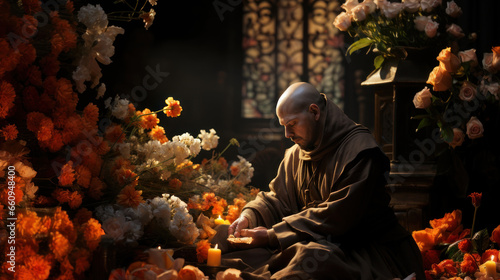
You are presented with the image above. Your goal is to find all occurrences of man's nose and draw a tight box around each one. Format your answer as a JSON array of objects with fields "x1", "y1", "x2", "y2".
[{"x1": 284, "y1": 127, "x2": 293, "y2": 138}]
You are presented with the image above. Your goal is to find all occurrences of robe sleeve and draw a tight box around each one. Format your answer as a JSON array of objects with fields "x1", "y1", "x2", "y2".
[{"x1": 272, "y1": 149, "x2": 391, "y2": 250}]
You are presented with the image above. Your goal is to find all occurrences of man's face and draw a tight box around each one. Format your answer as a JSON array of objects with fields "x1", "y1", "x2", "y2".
[{"x1": 277, "y1": 107, "x2": 319, "y2": 151}]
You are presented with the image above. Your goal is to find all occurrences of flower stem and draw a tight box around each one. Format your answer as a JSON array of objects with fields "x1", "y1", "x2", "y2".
[{"x1": 470, "y1": 206, "x2": 478, "y2": 239}]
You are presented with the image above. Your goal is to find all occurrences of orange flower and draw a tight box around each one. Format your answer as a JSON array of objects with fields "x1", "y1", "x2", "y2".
[
  {"x1": 82, "y1": 151, "x2": 103, "y2": 177},
  {"x1": 73, "y1": 249, "x2": 91, "y2": 274},
  {"x1": 52, "y1": 207, "x2": 77, "y2": 243},
  {"x1": 212, "y1": 198, "x2": 227, "y2": 216},
  {"x1": 492, "y1": 46, "x2": 500, "y2": 71},
  {"x1": 26, "y1": 111, "x2": 45, "y2": 132},
  {"x1": 196, "y1": 239, "x2": 211, "y2": 263},
  {"x1": 169, "y1": 178, "x2": 182, "y2": 190},
  {"x1": 117, "y1": 185, "x2": 144, "y2": 208},
  {"x1": 115, "y1": 167, "x2": 138, "y2": 186},
  {"x1": 82, "y1": 218, "x2": 105, "y2": 251},
  {"x1": 76, "y1": 165, "x2": 91, "y2": 188},
  {"x1": 178, "y1": 265, "x2": 206, "y2": 280},
  {"x1": 149, "y1": 125, "x2": 169, "y2": 143},
  {"x1": 437, "y1": 47, "x2": 461, "y2": 73},
  {"x1": 430, "y1": 259, "x2": 457, "y2": 278},
  {"x1": 21, "y1": 0, "x2": 42, "y2": 14},
  {"x1": 16, "y1": 210, "x2": 41, "y2": 238},
  {"x1": 1, "y1": 185, "x2": 24, "y2": 205},
  {"x1": 22, "y1": 254, "x2": 51, "y2": 280},
  {"x1": 491, "y1": 225, "x2": 500, "y2": 244},
  {"x1": 68, "y1": 191, "x2": 83, "y2": 209},
  {"x1": 230, "y1": 165, "x2": 240, "y2": 176},
  {"x1": 412, "y1": 226, "x2": 446, "y2": 252},
  {"x1": 37, "y1": 117, "x2": 54, "y2": 143},
  {"x1": 426, "y1": 65, "x2": 453, "y2": 92},
  {"x1": 15, "y1": 239, "x2": 39, "y2": 264},
  {"x1": 45, "y1": 129, "x2": 64, "y2": 152},
  {"x1": 89, "y1": 177, "x2": 105, "y2": 200},
  {"x1": 0, "y1": 81, "x2": 16, "y2": 119},
  {"x1": 50, "y1": 13, "x2": 77, "y2": 52},
  {"x1": 0, "y1": 38, "x2": 21, "y2": 78},
  {"x1": 53, "y1": 188, "x2": 71, "y2": 203},
  {"x1": 422, "y1": 249, "x2": 441, "y2": 270},
  {"x1": 458, "y1": 239, "x2": 472, "y2": 253},
  {"x1": 83, "y1": 103, "x2": 99, "y2": 127},
  {"x1": 73, "y1": 208, "x2": 93, "y2": 226},
  {"x1": 136, "y1": 108, "x2": 159, "y2": 130},
  {"x1": 163, "y1": 97, "x2": 182, "y2": 117},
  {"x1": 460, "y1": 253, "x2": 480, "y2": 275},
  {"x1": 468, "y1": 192, "x2": 482, "y2": 208},
  {"x1": 1, "y1": 124, "x2": 18, "y2": 140},
  {"x1": 250, "y1": 187, "x2": 260, "y2": 197},
  {"x1": 49, "y1": 231, "x2": 71, "y2": 260},
  {"x1": 429, "y1": 210, "x2": 462, "y2": 232},
  {"x1": 39, "y1": 54, "x2": 60, "y2": 76},
  {"x1": 18, "y1": 42, "x2": 37, "y2": 67},
  {"x1": 481, "y1": 249, "x2": 499, "y2": 263},
  {"x1": 226, "y1": 205, "x2": 241, "y2": 224},
  {"x1": 105, "y1": 124, "x2": 125, "y2": 143},
  {"x1": 58, "y1": 161, "x2": 75, "y2": 186}
]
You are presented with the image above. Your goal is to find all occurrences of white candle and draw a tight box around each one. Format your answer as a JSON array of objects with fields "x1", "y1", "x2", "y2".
[
  {"x1": 148, "y1": 246, "x2": 166, "y2": 269},
  {"x1": 214, "y1": 215, "x2": 225, "y2": 225},
  {"x1": 485, "y1": 256, "x2": 497, "y2": 278}
]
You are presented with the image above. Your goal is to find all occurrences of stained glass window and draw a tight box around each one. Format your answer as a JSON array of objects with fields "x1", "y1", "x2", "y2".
[{"x1": 242, "y1": 0, "x2": 345, "y2": 119}]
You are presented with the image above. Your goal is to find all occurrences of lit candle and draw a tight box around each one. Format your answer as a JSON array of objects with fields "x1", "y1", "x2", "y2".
[
  {"x1": 163, "y1": 248, "x2": 174, "y2": 269},
  {"x1": 148, "y1": 246, "x2": 166, "y2": 269},
  {"x1": 485, "y1": 256, "x2": 497, "y2": 278},
  {"x1": 214, "y1": 215, "x2": 225, "y2": 225},
  {"x1": 223, "y1": 219, "x2": 231, "y2": 225},
  {"x1": 207, "y1": 244, "x2": 221, "y2": 267}
]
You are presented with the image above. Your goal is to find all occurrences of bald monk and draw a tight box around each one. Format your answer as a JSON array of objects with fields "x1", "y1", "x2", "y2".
[{"x1": 222, "y1": 82, "x2": 425, "y2": 279}]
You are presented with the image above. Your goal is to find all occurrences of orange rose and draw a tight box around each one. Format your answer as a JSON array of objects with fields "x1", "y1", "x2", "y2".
[
  {"x1": 461, "y1": 253, "x2": 480, "y2": 275},
  {"x1": 458, "y1": 239, "x2": 472, "y2": 253},
  {"x1": 468, "y1": 192, "x2": 482, "y2": 208},
  {"x1": 412, "y1": 226, "x2": 446, "y2": 252},
  {"x1": 429, "y1": 210, "x2": 462, "y2": 232},
  {"x1": 196, "y1": 239, "x2": 211, "y2": 263},
  {"x1": 427, "y1": 66, "x2": 452, "y2": 92},
  {"x1": 437, "y1": 47, "x2": 461, "y2": 73},
  {"x1": 446, "y1": 128, "x2": 464, "y2": 148},
  {"x1": 492, "y1": 46, "x2": 500, "y2": 71},
  {"x1": 491, "y1": 225, "x2": 500, "y2": 244},
  {"x1": 481, "y1": 249, "x2": 499, "y2": 263},
  {"x1": 178, "y1": 265, "x2": 206, "y2": 280}
]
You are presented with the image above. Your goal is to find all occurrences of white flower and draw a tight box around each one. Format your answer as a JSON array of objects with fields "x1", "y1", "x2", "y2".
[
  {"x1": 198, "y1": 129, "x2": 220, "y2": 151},
  {"x1": 116, "y1": 142, "x2": 131, "y2": 158},
  {"x1": 414, "y1": 16, "x2": 430, "y2": 31},
  {"x1": 445, "y1": 0, "x2": 462, "y2": 17},
  {"x1": 172, "y1": 142, "x2": 190, "y2": 165},
  {"x1": 351, "y1": 4, "x2": 367, "y2": 22},
  {"x1": 231, "y1": 155, "x2": 254, "y2": 186},
  {"x1": 77, "y1": 4, "x2": 108, "y2": 32},
  {"x1": 13, "y1": 161, "x2": 36, "y2": 179},
  {"x1": 402, "y1": 0, "x2": 420, "y2": 13},
  {"x1": 105, "y1": 95, "x2": 131, "y2": 120},
  {"x1": 134, "y1": 203, "x2": 154, "y2": 226},
  {"x1": 24, "y1": 181, "x2": 38, "y2": 200},
  {"x1": 420, "y1": 0, "x2": 441, "y2": 13},
  {"x1": 341, "y1": 0, "x2": 359, "y2": 13},
  {"x1": 96, "y1": 83, "x2": 106, "y2": 99},
  {"x1": 102, "y1": 215, "x2": 127, "y2": 241},
  {"x1": 381, "y1": 2, "x2": 403, "y2": 19}
]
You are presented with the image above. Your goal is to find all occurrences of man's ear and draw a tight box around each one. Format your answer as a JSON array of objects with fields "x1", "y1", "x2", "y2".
[{"x1": 309, "y1": 104, "x2": 320, "y2": 121}]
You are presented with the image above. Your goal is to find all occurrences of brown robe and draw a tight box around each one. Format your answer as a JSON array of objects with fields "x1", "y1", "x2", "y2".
[{"x1": 215, "y1": 96, "x2": 425, "y2": 280}]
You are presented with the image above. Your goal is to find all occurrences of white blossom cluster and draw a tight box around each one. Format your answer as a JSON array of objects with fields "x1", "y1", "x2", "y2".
[
  {"x1": 0, "y1": 150, "x2": 38, "y2": 200},
  {"x1": 73, "y1": 4, "x2": 124, "y2": 94},
  {"x1": 198, "y1": 129, "x2": 219, "y2": 151},
  {"x1": 231, "y1": 155, "x2": 254, "y2": 186},
  {"x1": 96, "y1": 193, "x2": 199, "y2": 244},
  {"x1": 105, "y1": 95, "x2": 131, "y2": 120}
]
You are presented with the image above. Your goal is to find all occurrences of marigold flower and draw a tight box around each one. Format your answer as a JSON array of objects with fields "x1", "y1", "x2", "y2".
[
  {"x1": 136, "y1": 108, "x2": 159, "y2": 130},
  {"x1": 52, "y1": 207, "x2": 77, "y2": 243},
  {"x1": 17, "y1": 210, "x2": 41, "y2": 238},
  {"x1": 115, "y1": 167, "x2": 138, "y2": 186},
  {"x1": 481, "y1": 249, "x2": 499, "y2": 263},
  {"x1": 163, "y1": 97, "x2": 182, "y2": 117},
  {"x1": 58, "y1": 161, "x2": 75, "y2": 186},
  {"x1": 73, "y1": 208, "x2": 93, "y2": 226},
  {"x1": 250, "y1": 187, "x2": 260, "y2": 197},
  {"x1": 169, "y1": 178, "x2": 182, "y2": 190},
  {"x1": 83, "y1": 103, "x2": 99, "y2": 126},
  {"x1": 459, "y1": 253, "x2": 479, "y2": 275},
  {"x1": 73, "y1": 249, "x2": 91, "y2": 274},
  {"x1": 422, "y1": 249, "x2": 441, "y2": 270},
  {"x1": 82, "y1": 218, "x2": 105, "y2": 251},
  {"x1": 105, "y1": 123, "x2": 125, "y2": 143},
  {"x1": 429, "y1": 210, "x2": 462, "y2": 232},
  {"x1": 21, "y1": 0, "x2": 42, "y2": 14},
  {"x1": 89, "y1": 177, "x2": 105, "y2": 200},
  {"x1": 117, "y1": 184, "x2": 144, "y2": 208},
  {"x1": 0, "y1": 81, "x2": 16, "y2": 119},
  {"x1": 149, "y1": 125, "x2": 169, "y2": 143},
  {"x1": 68, "y1": 191, "x2": 83, "y2": 209},
  {"x1": 50, "y1": 231, "x2": 72, "y2": 260},
  {"x1": 230, "y1": 165, "x2": 240, "y2": 176},
  {"x1": 196, "y1": 239, "x2": 211, "y2": 263},
  {"x1": 1, "y1": 124, "x2": 18, "y2": 140},
  {"x1": 76, "y1": 165, "x2": 91, "y2": 188},
  {"x1": 458, "y1": 239, "x2": 472, "y2": 253},
  {"x1": 468, "y1": 192, "x2": 482, "y2": 208},
  {"x1": 23, "y1": 254, "x2": 52, "y2": 280},
  {"x1": 18, "y1": 42, "x2": 37, "y2": 67},
  {"x1": 82, "y1": 151, "x2": 103, "y2": 176},
  {"x1": 212, "y1": 198, "x2": 227, "y2": 216},
  {"x1": 39, "y1": 54, "x2": 60, "y2": 76},
  {"x1": 53, "y1": 188, "x2": 71, "y2": 203}
]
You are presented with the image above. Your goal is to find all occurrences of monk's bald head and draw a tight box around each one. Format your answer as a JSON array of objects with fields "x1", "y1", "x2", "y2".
[{"x1": 276, "y1": 82, "x2": 324, "y2": 116}]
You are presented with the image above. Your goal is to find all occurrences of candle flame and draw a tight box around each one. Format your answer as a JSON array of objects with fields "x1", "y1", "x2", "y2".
[
  {"x1": 218, "y1": 215, "x2": 221, "y2": 219},
  {"x1": 215, "y1": 244, "x2": 218, "y2": 250},
  {"x1": 158, "y1": 246, "x2": 161, "y2": 249},
  {"x1": 492, "y1": 255, "x2": 495, "y2": 261}
]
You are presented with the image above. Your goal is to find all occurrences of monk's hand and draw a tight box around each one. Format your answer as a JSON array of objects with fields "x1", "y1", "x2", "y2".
[
  {"x1": 237, "y1": 227, "x2": 269, "y2": 248},
  {"x1": 228, "y1": 216, "x2": 249, "y2": 237}
]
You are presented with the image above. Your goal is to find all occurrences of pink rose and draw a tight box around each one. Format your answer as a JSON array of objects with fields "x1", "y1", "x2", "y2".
[
  {"x1": 374, "y1": 0, "x2": 388, "y2": 9},
  {"x1": 341, "y1": 0, "x2": 360, "y2": 13},
  {"x1": 482, "y1": 53, "x2": 497, "y2": 74},
  {"x1": 414, "y1": 16, "x2": 430, "y2": 32},
  {"x1": 421, "y1": 0, "x2": 442, "y2": 12},
  {"x1": 437, "y1": 47, "x2": 461, "y2": 73},
  {"x1": 447, "y1": 128, "x2": 465, "y2": 148},
  {"x1": 351, "y1": 4, "x2": 367, "y2": 21},
  {"x1": 458, "y1": 81, "x2": 477, "y2": 101},
  {"x1": 445, "y1": 0, "x2": 462, "y2": 17},
  {"x1": 426, "y1": 66, "x2": 452, "y2": 92},
  {"x1": 466, "y1": 117, "x2": 484, "y2": 139},
  {"x1": 333, "y1": 12, "x2": 352, "y2": 31},
  {"x1": 361, "y1": 0, "x2": 377, "y2": 14},
  {"x1": 403, "y1": 0, "x2": 420, "y2": 13},
  {"x1": 381, "y1": 2, "x2": 403, "y2": 19},
  {"x1": 446, "y1": 24, "x2": 465, "y2": 38},
  {"x1": 425, "y1": 20, "x2": 439, "y2": 38},
  {"x1": 458, "y1": 49, "x2": 478, "y2": 68},
  {"x1": 484, "y1": 82, "x2": 500, "y2": 100},
  {"x1": 413, "y1": 87, "x2": 433, "y2": 109}
]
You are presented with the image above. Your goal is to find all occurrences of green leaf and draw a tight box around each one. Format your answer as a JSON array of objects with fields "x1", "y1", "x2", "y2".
[
  {"x1": 416, "y1": 118, "x2": 432, "y2": 132},
  {"x1": 411, "y1": 114, "x2": 430, "y2": 120},
  {"x1": 373, "y1": 55, "x2": 385, "y2": 69},
  {"x1": 440, "y1": 126, "x2": 454, "y2": 143},
  {"x1": 347, "y1": 38, "x2": 373, "y2": 55},
  {"x1": 442, "y1": 240, "x2": 461, "y2": 260},
  {"x1": 472, "y1": 228, "x2": 490, "y2": 254}
]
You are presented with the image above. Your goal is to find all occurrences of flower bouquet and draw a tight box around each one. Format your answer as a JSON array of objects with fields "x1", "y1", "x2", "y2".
[
  {"x1": 412, "y1": 193, "x2": 500, "y2": 279},
  {"x1": 334, "y1": 0, "x2": 464, "y2": 69}
]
